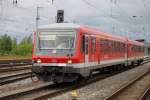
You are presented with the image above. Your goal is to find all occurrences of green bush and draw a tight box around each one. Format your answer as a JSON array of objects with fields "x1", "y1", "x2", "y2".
[
  {"x1": 0, "y1": 34, "x2": 12, "y2": 55},
  {"x1": 0, "y1": 34, "x2": 32, "y2": 56},
  {"x1": 11, "y1": 44, "x2": 32, "y2": 56}
]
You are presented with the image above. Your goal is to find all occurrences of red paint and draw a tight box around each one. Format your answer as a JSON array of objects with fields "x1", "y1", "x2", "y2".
[{"x1": 32, "y1": 27, "x2": 144, "y2": 64}]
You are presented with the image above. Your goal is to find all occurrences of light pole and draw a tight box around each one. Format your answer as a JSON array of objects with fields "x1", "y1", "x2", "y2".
[
  {"x1": 36, "y1": 7, "x2": 43, "y2": 32},
  {"x1": 132, "y1": 15, "x2": 145, "y2": 40}
]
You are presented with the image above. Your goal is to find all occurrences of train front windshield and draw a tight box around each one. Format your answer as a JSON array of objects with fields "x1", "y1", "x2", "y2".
[{"x1": 39, "y1": 31, "x2": 76, "y2": 50}]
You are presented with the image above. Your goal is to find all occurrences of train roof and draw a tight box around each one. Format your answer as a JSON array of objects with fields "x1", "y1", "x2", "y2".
[
  {"x1": 38, "y1": 23, "x2": 126, "y2": 42},
  {"x1": 80, "y1": 27, "x2": 126, "y2": 42},
  {"x1": 38, "y1": 23, "x2": 143, "y2": 45},
  {"x1": 128, "y1": 39, "x2": 144, "y2": 46},
  {"x1": 38, "y1": 23, "x2": 81, "y2": 30}
]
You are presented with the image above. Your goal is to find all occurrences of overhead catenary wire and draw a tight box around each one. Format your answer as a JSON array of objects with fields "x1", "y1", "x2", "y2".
[
  {"x1": 81, "y1": 0, "x2": 108, "y2": 16},
  {"x1": 141, "y1": 0, "x2": 150, "y2": 16},
  {"x1": 139, "y1": 0, "x2": 150, "y2": 38},
  {"x1": 108, "y1": 0, "x2": 146, "y2": 39}
]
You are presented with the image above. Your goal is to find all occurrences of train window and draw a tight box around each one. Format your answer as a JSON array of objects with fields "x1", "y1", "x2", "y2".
[
  {"x1": 39, "y1": 32, "x2": 75, "y2": 49},
  {"x1": 108, "y1": 40, "x2": 112, "y2": 53},
  {"x1": 107, "y1": 40, "x2": 111, "y2": 52},
  {"x1": 100, "y1": 39, "x2": 111, "y2": 53},
  {"x1": 114, "y1": 41, "x2": 118, "y2": 52},
  {"x1": 132, "y1": 45, "x2": 134, "y2": 51},
  {"x1": 106, "y1": 40, "x2": 109, "y2": 52},
  {"x1": 120, "y1": 43, "x2": 123, "y2": 52},
  {"x1": 117, "y1": 42, "x2": 120, "y2": 52},
  {"x1": 112, "y1": 41, "x2": 115, "y2": 52},
  {"x1": 122, "y1": 43, "x2": 125, "y2": 52},
  {"x1": 103, "y1": 39, "x2": 107, "y2": 53},
  {"x1": 119, "y1": 42, "x2": 122, "y2": 52},
  {"x1": 118, "y1": 42, "x2": 121, "y2": 52},
  {"x1": 85, "y1": 36, "x2": 89, "y2": 54},
  {"x1": 92, "y1": 37, "x2": 96, "y2": 53},
  {"x1": 109, "y1": 40, "x2": 112, "y2": 47},
  {"x1": 81, "y1": 35, "x2": 85, "y2": 53},
  {"x1": 100, "y1": 39, "x2": 104, "y2": 53}
]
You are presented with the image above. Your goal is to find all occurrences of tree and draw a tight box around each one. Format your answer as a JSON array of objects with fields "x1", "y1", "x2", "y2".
[
  {"x1": 0, "y1": 34, "x2": 12, "y2": 55},
  {"x1": 0, "y1": 34, "x2": 33, "y2": 56},
  {"x1": 15, "y1": 34, "x2": 33, "y2": 56},
  {"x1": 20, "y1": 34, "x2": 32, "y2": 45},
  {"x1": 12, "y1": 37, "x2": 17, "y2": 48}
]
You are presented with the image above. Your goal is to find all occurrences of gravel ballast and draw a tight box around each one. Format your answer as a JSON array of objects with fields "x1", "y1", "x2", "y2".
[{"x1": 49, "y1": 63, "x2": 150, "y2": 100}]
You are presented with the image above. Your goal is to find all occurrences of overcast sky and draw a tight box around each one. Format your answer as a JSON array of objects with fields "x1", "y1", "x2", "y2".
[{"x1": 0, "y1": 0, "x2": 150, "y2": 42}]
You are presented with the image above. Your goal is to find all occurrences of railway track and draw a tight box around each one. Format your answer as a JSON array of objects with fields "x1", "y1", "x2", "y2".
[
  {"x1": 0, "y1": 81, "x2": 53, "y2": 99},
  {"x1": 0, "y1": 59, "x2": 32, "y2": 72},
  {"x1": 104, "y1": 69, "x2": 150, "y2": 100},
  {"x1": 0, "y1": 63, "x2": 141, "y2": 100},
  {"x1": 0, "y1": 74, "x2": 112, "y2": 100},
  {"x1": 0, "y1": 59, "x2": 149, "y2": 100},
  {"x1": 0, "y1": 69, "x2": 33, "y2": 85},
  {"x1": 0, "y1": 59, "x2": 32, "y2": 67},
  {"x1": 0, "y1": 65, "x2": 31, "y2": 73},
  {"x1": 139, "y1": 86, "x2": 150, "y2": 100},
  {"x1": 0, "y1": 60, "x2": 32, "y2": 85}
]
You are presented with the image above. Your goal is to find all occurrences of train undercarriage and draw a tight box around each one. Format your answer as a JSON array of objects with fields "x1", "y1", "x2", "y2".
[
  {"x1": 32, "y1": 65, "x2": 80, "y2": 83},
  {"x1": 32, "y1": 59, "x2": 143, "y2": 83}
]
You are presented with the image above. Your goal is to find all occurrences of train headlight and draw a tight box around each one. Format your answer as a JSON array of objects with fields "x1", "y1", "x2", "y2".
[
  {"x1": 37, "y1": 59, "x2": 42, "y2": 63},
  {"x1": 67, "y1": 60, "x2": 72, "y2": 64}
]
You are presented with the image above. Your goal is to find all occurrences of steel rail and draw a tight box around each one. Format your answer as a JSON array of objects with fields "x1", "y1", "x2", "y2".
[
  {"x1": 139, "y1": 86, "x2": 150, "y2": 100},
  {"x1": 104, "y1": 69, "x2": 150, "y2": 100},
  {"x1": 0, "y1": 69, "x2": 117, "y2": 100},
  {"x1": 0, "y1": 73, "x2": 34, "y2": 85},
  {"x1": 25, "y1": 67, "x2": 136, "y2": 100},
  {"x1": 0, "y1": 66, "x2": 31, "y2": 73},
  {"x1": 0, "y1": 70, "x2": 31, "y2": 80},
  {"x1": 0, "y1": 71, "x2": 32, "y2": 85},
  {"x1": 0, "y1": 59, "x2": 32, "y2": 67},
  {"x1": 0, "y1": 63, "x2": 32, "y2": 67},
  {"x1": 0, "y1": 82, "x2": 53, "y2": 99},
  {"x1": 0, "y1": 59, "x2": 31, "y2": 64},
  {"x1": 0, "y1": 58, "x2": 149, "y2": 99},
  {"x1": 6, "y1": 60, "x2": 150, "y2": 100}
]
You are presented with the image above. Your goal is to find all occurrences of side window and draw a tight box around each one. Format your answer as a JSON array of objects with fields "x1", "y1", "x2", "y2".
[
  {"x1": 81, "y1": 35, "x2": 85, "y2": 53},
  {"x1": 102, "y1": 39, "x2": 109, "y2": 53},
  {"x1": 112, "y1": 41, "x2": 115, "y2": 52},
  {"x1": 100, "y1": 39, "x2": 104, "y2": 52},
  {"x1": 118, "y1": 42, "x2": 121, "y2": 52},
  {"x1": 114, "y1": 41, "x2": 117, "y2": 52},
  {"x1": 92, "y1": 37, "x2": 96, "y2": 53},
  {"x1": 104, "y1": 39, "x2": 108, "y2": 53},
  {"x1": 101, "y1": 39, "x2": 106, "y2": 53},
  {"x1": 85, "y1": 36, "x2": 89, "y2": 54},
  {"x1": 121, "y1": 43, "x2": 125, "y2": 52},
  {"x1": 106, "y1": 40, "x2": 110, "y2": 52}
]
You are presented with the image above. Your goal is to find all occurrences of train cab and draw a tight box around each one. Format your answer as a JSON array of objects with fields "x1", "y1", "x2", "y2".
[{"x1": 32, "y1": 23, "x2": 85, "y2": 83}]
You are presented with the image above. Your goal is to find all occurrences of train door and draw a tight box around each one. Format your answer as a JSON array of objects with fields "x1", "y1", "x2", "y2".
[{"x1": 85, "y1": 35, "x2": 89, "y2": 63}]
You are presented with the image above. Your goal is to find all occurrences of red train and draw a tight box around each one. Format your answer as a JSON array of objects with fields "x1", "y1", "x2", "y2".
[{"x1": 32, "y1": 23, "x2": 144, "y2": 83}]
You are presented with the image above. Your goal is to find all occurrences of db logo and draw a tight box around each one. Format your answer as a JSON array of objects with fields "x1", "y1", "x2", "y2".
[{"x1": 52, "y1": 50, "x2": 57, "y2": 53}]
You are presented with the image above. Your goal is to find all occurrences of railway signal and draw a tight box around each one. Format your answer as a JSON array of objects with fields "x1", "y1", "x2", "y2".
[
  {"x1": 13, "y1": 0, "x2": 18, "y2": 4},
  {"x1": 57, "y1": 10, "x2": 64, "y2": 23},
  {"x1": 52, "y1": 0, "x2": 54, "y2": 4}
]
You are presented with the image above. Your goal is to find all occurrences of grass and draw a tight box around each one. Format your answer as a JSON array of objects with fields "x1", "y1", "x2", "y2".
[{"x1": 0, "y1": 55, "x2": 31, "y2": 60}]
